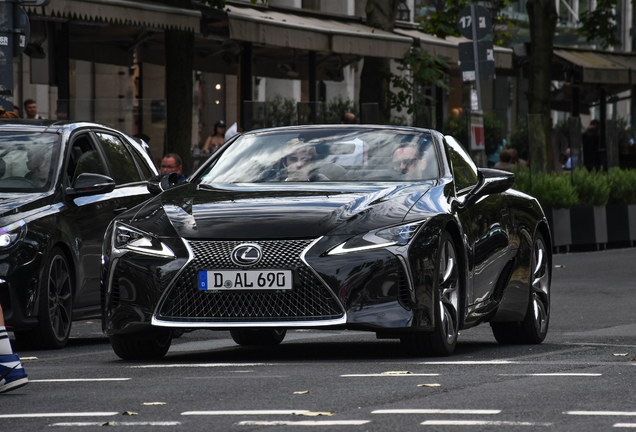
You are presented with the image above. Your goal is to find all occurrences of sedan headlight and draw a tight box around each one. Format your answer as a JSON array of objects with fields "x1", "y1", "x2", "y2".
[
  {"x1": 0, "y1": 220, "x2": 27, "y2": 249},
  {"x1": 112, "y1": 222, "x2": 175, "y2": 259},
  {"x1": 328, "y1": 219, "x2": 429, "y2": 255}
]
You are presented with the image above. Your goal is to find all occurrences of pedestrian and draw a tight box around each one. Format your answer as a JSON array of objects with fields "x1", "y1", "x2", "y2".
[
  {"x1": 494, "y1": 149, "x2": 516, "y2": 172},
  {"x1": 340, "y1": 112, "x2": 356, "y2": 124},
  {"x1": 24, "y1": 99, "x2": 45, "y2": 120},
  {"x1": 160, "y1": 153, "x2": 186, "y2": 183},
  {"x1": 203, "y1": 120, "x2": 226, "y2": 153},
  {"x1": 0, "y1": 304, "x2": 28, "y2": 393},
  {"x1": 582, "y1": 119, "x2": 601, "y2": 171},
  {"x1": 0, "y1": 108, "x2": 18, "y2": 119},
  {"x1": 509, "y1": 148, "x2": 527, "y2": 168}
]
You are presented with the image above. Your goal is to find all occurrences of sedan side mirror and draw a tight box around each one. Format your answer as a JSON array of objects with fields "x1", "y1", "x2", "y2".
[
  {"x1": 66, "y1": 173, "x2": 116, "y2": 198},
  {"x1": 454, "y1": 168, "x2": 515, "y2": 211},
  {"x1": 147, "y1": 172, "x2": 178, "y2": 195}
]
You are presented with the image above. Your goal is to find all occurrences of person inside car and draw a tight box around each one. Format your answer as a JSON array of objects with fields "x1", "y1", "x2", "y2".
[
  {"x1": 392, "y1": 144, "x2": 427, "y2": 179},
  {"x1": 281, "y1": 139, "x2": 328, "y2": 182}
]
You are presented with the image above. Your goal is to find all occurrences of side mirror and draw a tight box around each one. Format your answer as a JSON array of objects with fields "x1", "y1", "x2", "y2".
[
  {"x1": 66, "y1": 173, "x2": 116, "y2": 198},
  {"x1": 147, "y1": 172, "x2": 178, "y2": 195},
  {"x1": 454, "y1": 168, "x2": 515, "y2": 211}
]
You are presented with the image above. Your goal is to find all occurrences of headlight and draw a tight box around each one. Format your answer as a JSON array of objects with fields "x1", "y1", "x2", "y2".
[
  {"x1": 0, "y1": 220, "x2": 27, "y2": 249},
  {"x1": 328, "y1": 219, "x2": 429, "y2": 255},
  {"x1": 112, "y1": 222, "x2": 175, "y2": 259}
]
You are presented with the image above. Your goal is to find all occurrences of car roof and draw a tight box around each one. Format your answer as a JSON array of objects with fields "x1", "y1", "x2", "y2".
[{"x1": 0, "y1": 119, "x2": 122, "y2": 134}]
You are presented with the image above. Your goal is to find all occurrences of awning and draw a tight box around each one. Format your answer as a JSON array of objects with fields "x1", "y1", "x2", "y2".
[
  {"x1": 25, "y1": 0, "x2": 201, "y2": 32},
  {"x1": 394, "y1": 27, "x2": 513, "y2": 69},
  {"x1": 226, "y1": 4, "x2": 413, "y2": 59},
  {"x1": 553, "y1": 47, "x2": 636, "y2": 84}
]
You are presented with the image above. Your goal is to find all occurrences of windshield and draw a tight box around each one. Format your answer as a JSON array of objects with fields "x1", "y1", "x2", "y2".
[
  {"x1": 0, "y1": 132, "x2": 61, "y2": 192},
  {"x1": 199, "y1": 128, "x2": 439, "y2": 184}
]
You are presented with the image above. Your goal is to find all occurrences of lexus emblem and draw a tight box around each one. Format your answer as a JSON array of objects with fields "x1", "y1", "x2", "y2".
[{"x1": 231, "y1": 243, "x2": 263, "y2": 266}]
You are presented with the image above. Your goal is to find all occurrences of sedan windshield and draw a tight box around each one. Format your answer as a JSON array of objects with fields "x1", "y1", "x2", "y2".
[
  {"x1": 199, "y1": 128, "x2": 439, "y2": 184},
  {"x1": 0, "y1": 132, "x2": 61, "y2": 192}
]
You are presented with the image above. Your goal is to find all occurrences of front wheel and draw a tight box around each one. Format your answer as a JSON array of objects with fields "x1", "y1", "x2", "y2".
[
  {"x1": 110, "y1": 330, "x2": 173, "y2": 360},
  {"x1": 492, "y1": 231, "x2": 550, "y2": 344},
  {"x1": 401, "y1": 231, "x2": 461, "y2": 356},
  {"x1": 15, "y1": 247, "x2": 73, "y2": 349},
  {"x1": 230, "y1": 328, "x2": 287, "y2": 346}
]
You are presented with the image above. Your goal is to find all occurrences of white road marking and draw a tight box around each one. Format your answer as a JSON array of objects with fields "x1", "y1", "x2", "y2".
[
  {"x1": 372, "y1": 409, "x2": 500, "y2": 415},
  {"x1": 615, "y1": 424, "x2": 636, "y2": 428},
  {"x1": 182, "y1": 410, "x2": 310, "y2": 416},
  {"x1": 418, "y1": 360, "x2": 517, "y2": 365},
  {"x1": 500, "y1": 373, "x2": 602, "y2": 376},
  {"x1": 341, "y1": 373, "x2": 439, "y2": 377},
  {"x1": 130, "y1": 363, "x2": 273, "y2": 368},
  {"x1": 0, "y1": 412, "x2": 118, "y2": 419},
  {"x1": 421, "y1": 420, "x2": 552, "y2": 426},
  {"x1": 237, "y1": 420, "x2": 371, "y2": 426},
  {"x1": 51, "y1": 422, "x2": 181, "y2": 427},
  {"x1": 566, "y1": 411, "x2": 636, "y2": 416},
  {"x1": 31, "y1": 378, "x2": 131, "y2": 382}
]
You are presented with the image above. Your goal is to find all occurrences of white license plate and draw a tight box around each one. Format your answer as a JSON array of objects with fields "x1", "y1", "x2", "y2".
[{"x1": 198, "y1": 270, "x2": 293, "y2": 291}]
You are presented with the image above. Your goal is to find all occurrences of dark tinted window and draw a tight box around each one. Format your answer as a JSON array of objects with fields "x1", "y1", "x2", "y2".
[
  {"x1": 96, "y1": 132, "x2": 141, "y2": 184},
  {"x1": 129, "y1": 145, "x2": 153, "y2": 180},
  {"x1": 445, "y1": 136, "x2": 478, "y2": 192}
]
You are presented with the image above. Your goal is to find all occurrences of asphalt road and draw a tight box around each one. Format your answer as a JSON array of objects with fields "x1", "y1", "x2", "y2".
[{"x1": 2, "y1": 248, "x2": 636, "y2": 432}]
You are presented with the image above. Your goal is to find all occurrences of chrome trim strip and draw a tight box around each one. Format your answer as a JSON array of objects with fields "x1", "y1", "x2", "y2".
[
  {"x1": 300, "y1": 236, "x2": 347, "y2": 316},
  {"x1": 151, "y1": 316, "x2": 347, "y2": 328},
  {"x1": 152, "y1": 238, "x2": 196, "y2": 318}
]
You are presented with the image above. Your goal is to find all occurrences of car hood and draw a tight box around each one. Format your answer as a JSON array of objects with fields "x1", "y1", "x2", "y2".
[
  {"x1": 130, "y1": 182, "x2": 437, "y2": 240},
  {"x1": 0, "y1": 193, "x2": 51, "y2": 225}
]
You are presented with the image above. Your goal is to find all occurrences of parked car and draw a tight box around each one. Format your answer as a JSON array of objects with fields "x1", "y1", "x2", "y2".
[
  {"x1": 0, "y1": 120, "x2": 158, "y2": 349},
  {"x1": 102, "y1": 125, "x2": 551, "y2": 360}
]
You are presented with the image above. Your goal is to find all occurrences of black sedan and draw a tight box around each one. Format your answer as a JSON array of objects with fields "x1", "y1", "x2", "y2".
[
  {"x1": 0, "y1": 120, "x2": 158, "y2": 349},
  {"x1": 102, "y1": 125, "x2": 551, "y2": 359}
]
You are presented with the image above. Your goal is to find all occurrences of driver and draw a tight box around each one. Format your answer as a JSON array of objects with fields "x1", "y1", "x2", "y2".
[
  {"x1": 392, "y1": 144, "x2": 426, "y2": 179},
  {"x1": 281, "y1": 139, "x2": 328, "y2": 181}
]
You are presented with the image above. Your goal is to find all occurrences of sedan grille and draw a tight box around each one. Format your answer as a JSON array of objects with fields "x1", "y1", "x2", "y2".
[{"x1": 156, "y1": 239, "x2": 345, "y2": 323}]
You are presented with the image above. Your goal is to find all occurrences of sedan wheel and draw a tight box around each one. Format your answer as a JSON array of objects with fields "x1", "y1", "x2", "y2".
[
  {"x1": 15, "y1": 247, "x2": 73, "y2": 349},
  {"x1": 110, "y1": 330, "x2": 173, "y2": 360},
  {"x1": 230, "y1": 328, "x2": 287, "y2": 346},
  {"x1": 492, "y1": 231, "x2": 550, "y2": 344},
  {"x1": 401, "y1": 231, "x2": 460, "y2": 356}
]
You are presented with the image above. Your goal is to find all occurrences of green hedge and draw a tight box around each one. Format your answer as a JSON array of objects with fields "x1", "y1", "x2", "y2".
[{"x1": 512, "y1": 168, "x2": 636, "y2": 208}]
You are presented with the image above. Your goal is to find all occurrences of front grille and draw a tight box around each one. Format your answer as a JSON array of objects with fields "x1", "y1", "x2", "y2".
[{"x1": 156, "y1": 239, "x2": 345, "y2": 323}]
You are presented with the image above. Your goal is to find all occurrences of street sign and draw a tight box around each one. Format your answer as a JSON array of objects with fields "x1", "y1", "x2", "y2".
[
  {"x1": 13, "y1": 5, "x2": 29, "y2": 57},
  {"x1": 457, "y1": 5, "x2": 491, "y2": 40},
  {"x1": 458, "y1": 41, "x2": 495, "y2": 81}
]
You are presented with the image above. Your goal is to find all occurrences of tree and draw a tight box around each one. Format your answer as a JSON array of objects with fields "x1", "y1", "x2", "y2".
[
  {"x1": 526, "y1": 0, "x2": 558, "y2": 172},
  {"x1": 577, "y1": 0, "x2": 621, "y2": 49},
  {"x1": 360, "y1": 0, "x2": 401, "y2": 125}
]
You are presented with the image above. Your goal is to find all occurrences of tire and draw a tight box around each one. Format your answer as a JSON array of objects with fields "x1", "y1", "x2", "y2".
[
  {"x1": 109, "y1": 330, "x2": 173, "y2": 360},
  {"x1": 401, "y1": 230, "x2": 461, "y2": 357},
  {"x1": 15, "y1": 247, "x2": 73, "y2": 349},
  {"x1": 491, "y1": 231, "x2": 550, "y2": 344},
  {"x1": 230, "y1": 328, "x2": 287, "y2": 346}
]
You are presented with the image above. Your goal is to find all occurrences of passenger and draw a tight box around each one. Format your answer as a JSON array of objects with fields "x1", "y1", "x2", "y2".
[
  {"x1": 25, "y1": 147, "x2": 51, "y2": 186},
  {"x1": 392, "y1": 144, "x2": 427, "y2": 179},
  {"x1": 160, "y1": 153, "x2": 186, "y2": 183},
  {"x1": 281, "y1": 139, "x2": 328, "y2": 181}
]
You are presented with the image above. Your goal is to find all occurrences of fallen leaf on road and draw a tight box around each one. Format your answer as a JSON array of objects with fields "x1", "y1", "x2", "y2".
[
  {"x1": 142, "y1": 402, "x2": 167, "y2": 405},
  {"x1": 101, "y1": 421, "x2": 115, "y2": 426},
  {"x1": 631, "y1": 358, "x2": 636, "y2": 362},
  {"x1": 382, "y1": 371, "x2": 411, "y2": 374},
  {"x1": 554, "y1": 265, "x2": 565, "y2": 268},
  {"x1": 293, "y1": 390, "x2": 310, "y2": 394},
  {"x1": 294, "y1": 412, "x2": 335, "y2": 417},
  {"x1": 20, "y1": 357, "x2": 38, "y2": 360},
  {"x1": 122, "y1": 411, "x2": 138, "y2": 416},
  {"x1": 418, "y1": 383, "x2": 441, "y2": 387},
  {"x1": 613, "y1": 353, "x2": 629, "y2": 356}
]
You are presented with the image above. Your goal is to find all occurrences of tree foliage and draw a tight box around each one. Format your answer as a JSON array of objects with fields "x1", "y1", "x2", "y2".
[{"x1": 577, "y1": 0, "x2": 621, "y2": 49}]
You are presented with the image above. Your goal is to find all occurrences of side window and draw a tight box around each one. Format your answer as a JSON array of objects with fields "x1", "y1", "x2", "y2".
[
  {"x1": 96, "y1": 132, "x2": 141, "y2": 185},
  {"x1": 444, "y1": 136, "x2": 479, "y2": 192},
  {"x1": 129, "y1": 145, "x2": 154, "y2": 180},
  {"x1": 67, "y1": 134, "x2": 108, "y2": 184}
]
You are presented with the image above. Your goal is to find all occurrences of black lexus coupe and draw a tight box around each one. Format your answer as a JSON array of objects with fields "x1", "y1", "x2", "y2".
[
  {"x1": 0, "y1": 120, "x2": 158, "y2": 349},
  {"x1": 102, "y1": 125, "x2": 551, "y2": 360}
]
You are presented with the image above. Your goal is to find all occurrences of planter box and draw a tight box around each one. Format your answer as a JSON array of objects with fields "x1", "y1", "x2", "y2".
[
  {"x1": 606, "y1": 204, "x2": 636, "y2": 243},
  {"x1": 570, "y1": 206, "x2": 607, "y2": 246},
  {"x1": 544, "y1": 207, "x2": 571, "y2": 247}
]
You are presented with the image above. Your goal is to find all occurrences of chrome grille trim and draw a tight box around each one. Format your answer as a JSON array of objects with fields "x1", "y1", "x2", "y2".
[{"x1": 154, "y1": 238, "x2": 346, "y2": 326}]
